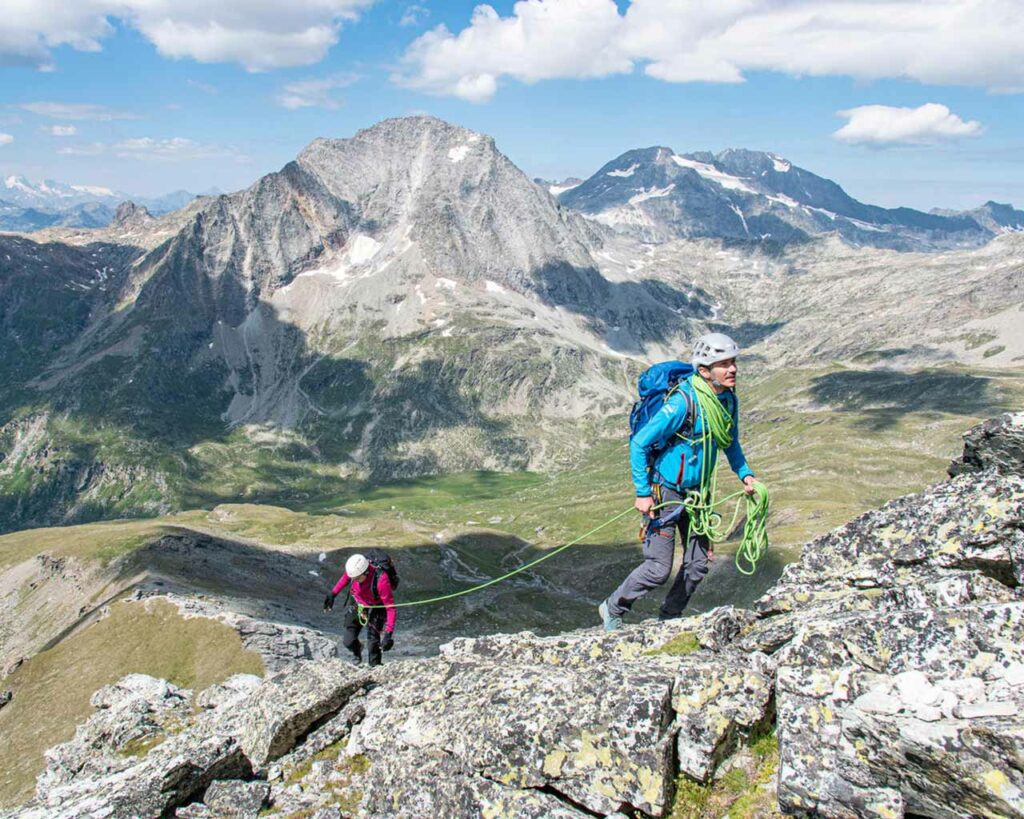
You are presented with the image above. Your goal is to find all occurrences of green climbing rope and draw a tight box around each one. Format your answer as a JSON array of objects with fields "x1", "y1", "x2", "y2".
[
  {"x1": 357, "y1": 506, "x2": 637, "y2": 611},
  {"x1": 676, "y1": 374, "x2": 771, "y2": 575}
]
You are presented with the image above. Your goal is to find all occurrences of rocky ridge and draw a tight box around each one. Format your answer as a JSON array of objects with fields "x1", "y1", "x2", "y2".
[{"x1": 7, "y1": 412, "x2": 1023, "y2": 818}]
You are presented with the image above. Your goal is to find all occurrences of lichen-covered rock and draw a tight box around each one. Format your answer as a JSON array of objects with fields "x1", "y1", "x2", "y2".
[
  {"x1": 202, "y1": 779, "x2": 270, "y2": 817},
  {"x1": 196, "y1": 673, "x2": 263, "y2": 710},
  {"x1": 673, "y1": 655, "x2": 773, "y2": 782},
  {"x1": 949, "y1": 411, "x2": 1024, "y2": 477},
  {"x1": 351, "y1": 643, "x2": 678, "y2": 815},
  {"x1": 36, "y1": 673, "x2": 193, "y2": 797},
  {"x1": 24, "y1": 716, "x2": 251, "y2": 819},
  {"x1": 10, "y1": 414, "x2": 1024, "y2": 819},
  {"x1": 776, "y1": 603, "x2": 1024, "y2": 818},
  {"x1": 236, "y1": 660, "x2": 373, "y2": 771},
  {"x1": 759, "y1": 469, "x2": 1024, "y2": 611},
  {"x1": 360, "y1": 749, "x2": 592, "y2": 818}
]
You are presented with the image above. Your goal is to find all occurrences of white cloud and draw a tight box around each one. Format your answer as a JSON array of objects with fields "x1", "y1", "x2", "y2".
[
  {"x1": 398, "y1": 0, "x2": 628, "y2": 101},
  {"x1": 59, "y1": 137, "x2": 248, "y2": 163},
  {"x1": 275, "y1": 73, "x2": 360, "y2": 109},
  {"x1": 400, "y1": 4, "x2": 429, "y2": 27},
  {"x1": 48, "y1": 125, "x2": 77, "y2": 136},
  {"x1": 834, "y1": 104, "x2": 984, "y2": 146},
  {"x1": 0, "y1": 1, "x2": 376, "y2": 72},
  {"x1": 0, "y1": 133, "x2": 13, "y2": 146},
  {"x1": 396, "y1": 0, "x2": 1024, "y2": 102},
  {"x1": 20, "y1": 102, "x2": 138, "y2": 121}
]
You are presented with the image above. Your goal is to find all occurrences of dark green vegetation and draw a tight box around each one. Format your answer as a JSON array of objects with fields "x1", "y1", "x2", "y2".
[{"x1": 0, "y1": 599, "x2": 263, "y2": 807}]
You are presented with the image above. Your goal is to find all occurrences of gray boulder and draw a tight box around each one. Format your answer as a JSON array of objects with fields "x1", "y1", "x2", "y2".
[
  {"x1": 202, "y1": 779, "x2": 270, "y2": 817},
  {"x1": 949, "y1": 411, "x2": 1024, "y2": 477}
]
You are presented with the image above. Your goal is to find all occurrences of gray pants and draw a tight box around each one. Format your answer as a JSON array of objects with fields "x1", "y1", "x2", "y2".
[{"x1": 607, "y1": 485, "x2": 710, "y2": 618}]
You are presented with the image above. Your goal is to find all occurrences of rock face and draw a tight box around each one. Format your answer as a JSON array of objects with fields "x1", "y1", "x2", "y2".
[
  {"x1": 948, "y1": 411, "x2": 1024, "y2": 477},
  {"x1": 8, "y1": 417, "x2": 1024, "y2": 818}
]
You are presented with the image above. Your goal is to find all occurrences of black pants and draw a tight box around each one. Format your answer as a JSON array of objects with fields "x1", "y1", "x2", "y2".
[{"x1": 342, "y1": 605, "x2": 387, "y2": 667}]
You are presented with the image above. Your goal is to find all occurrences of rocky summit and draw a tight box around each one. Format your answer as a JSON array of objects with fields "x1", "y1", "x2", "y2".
[{"x1": 6, "y1": 412, "x2": 1022, "y2": 819}]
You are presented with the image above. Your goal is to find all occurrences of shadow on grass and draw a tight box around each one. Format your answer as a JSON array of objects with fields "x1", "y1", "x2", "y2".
[
  {"x1": 808, "y1": 369, "x2": 1001, "y2": 431},
  {"x1": 710, "y1": 321, "x2": 787, "y2": 347}
]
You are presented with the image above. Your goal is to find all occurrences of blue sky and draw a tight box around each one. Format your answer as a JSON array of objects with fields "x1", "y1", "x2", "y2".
[{"x1": 0, "y1": 0, "x2": 1021, "y2": 210}]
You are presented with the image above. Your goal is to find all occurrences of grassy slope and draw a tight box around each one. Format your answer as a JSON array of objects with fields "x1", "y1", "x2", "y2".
[{"x1": 0, "y1": 598, "x2": 263, "y2": 807}]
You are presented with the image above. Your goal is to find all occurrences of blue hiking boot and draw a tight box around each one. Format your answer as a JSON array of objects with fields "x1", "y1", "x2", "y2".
[{"x1": 598, "y1": 600, "x2": 622, "y2": 632}]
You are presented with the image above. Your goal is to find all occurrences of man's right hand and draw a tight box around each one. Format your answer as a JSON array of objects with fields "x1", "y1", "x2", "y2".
[
  {"x1": 323, "y1": 593, "x2": 335, "y2": 612},
  {"x1": 635, "y1": 495, "x2": 655, "y2": 518}
]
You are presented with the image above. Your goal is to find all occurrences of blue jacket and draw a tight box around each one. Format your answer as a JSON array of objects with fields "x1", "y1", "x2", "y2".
[{"x1": 630, "y1": 377, "x2": 754, "y2": 496}]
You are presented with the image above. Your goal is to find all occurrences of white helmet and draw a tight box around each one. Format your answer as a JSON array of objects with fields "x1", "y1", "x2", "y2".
[
  {"x1": 345, "y1": 554, "x2": 369, "y2": 577},
  {"x1": 693, "y1": 332, "x2": 739, "y2": 367}
]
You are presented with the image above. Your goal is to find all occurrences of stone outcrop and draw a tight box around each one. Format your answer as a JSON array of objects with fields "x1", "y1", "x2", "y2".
[
  {"x1": 948, "y1": 411, "x2": 1024, "y2": 477},
  {"x1": 8, "y1": 413, "x2": 1024, "y2": 818}
]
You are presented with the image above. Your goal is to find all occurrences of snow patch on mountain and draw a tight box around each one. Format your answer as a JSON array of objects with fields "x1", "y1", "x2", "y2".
[
  {"x1": 347, "y1": 235, "x2": 381, "y2": 265},
  {"x1": 771, "y1": 155, "x2": 792, "y2": 172},
  {"x1": 71, "y1": 184, "x2": 117, "y2": 197},
  {"x1": 670, "y1": 155, "x2": 756, "y2": 194},
  {"x1": 629, "y1": 185, "x2": 674, "y2": 204},
  {"x1": 448, "y1": 145, "x2": 470, "y2": 163},
  {"x1": 607, "y1": 164, "x2": 638, "y2": 178},
  {"x1": 766, "y1": 193, "x2": 801, "y2": 209}
]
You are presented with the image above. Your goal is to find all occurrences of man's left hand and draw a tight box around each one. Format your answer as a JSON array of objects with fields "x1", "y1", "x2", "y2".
[{"x1": 742, "y1": 476, "x2": 757, "y2": 496}]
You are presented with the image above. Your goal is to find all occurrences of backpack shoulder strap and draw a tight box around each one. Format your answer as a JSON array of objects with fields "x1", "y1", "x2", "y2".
[{"x1": 669, "y1": 378, "x2": 697, "y2": 439}]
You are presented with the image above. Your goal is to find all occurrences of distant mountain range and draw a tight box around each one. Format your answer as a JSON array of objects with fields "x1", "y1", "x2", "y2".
[
  {"x1": 1, "y1": 115, "x2": 1022, "y2": 533},
  {"x1": 0, "y1": 175, "x2": 216, "y2": 232},
  {"x1": 559, "y1": 147, "x2": 1023, "y2": 251}
]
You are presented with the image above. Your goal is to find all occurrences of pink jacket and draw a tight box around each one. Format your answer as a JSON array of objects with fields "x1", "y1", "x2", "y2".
[{"x1": 332, "y1": 567, "x2": 396, "y2": 632}]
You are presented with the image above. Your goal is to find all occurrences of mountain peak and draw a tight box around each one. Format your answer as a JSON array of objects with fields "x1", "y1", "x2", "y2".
[{"x1": 112, "y1": 200, "x2": 155, "y2": 227}]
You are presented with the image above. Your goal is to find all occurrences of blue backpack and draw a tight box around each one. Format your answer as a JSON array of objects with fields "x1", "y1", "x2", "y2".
[{"x1": 629, "y1": 361, "x2": 696, "y2": 447}]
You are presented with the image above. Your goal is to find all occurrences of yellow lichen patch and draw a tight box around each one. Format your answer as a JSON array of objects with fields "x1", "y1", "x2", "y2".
[
  {"x1": 875, "y1": 526, "x2": 913, "y2": 546},
  {"x1": 614, "y1": 641, "x2": 645, "y2": 660},
  {"x1": 574, "y1": 731, "x2": 613, "y2": 768},
  {"x1": 589, "y1": 644, "x2": 604, "y2": 659},
  {"x1": 637, "y1": 766, "x2": 663, "y2": 808},
  {"x1": 543, "y1": 750, "x2": 567, "y2": 777},
  {"x1": 984, "y1": 499, "x2": 1013, "y2": 521},
  {"x1": 983, "y1": 768, "x2": 1012, "y2": 798}
]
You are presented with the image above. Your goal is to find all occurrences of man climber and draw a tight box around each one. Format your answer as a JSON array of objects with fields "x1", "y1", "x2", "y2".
[
  {"x1": 599, "y1": 332, "x2": 758, "y2": 631},
  {"x1": 324, "y1": 553, "x2": 396, "y2": 666}
]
